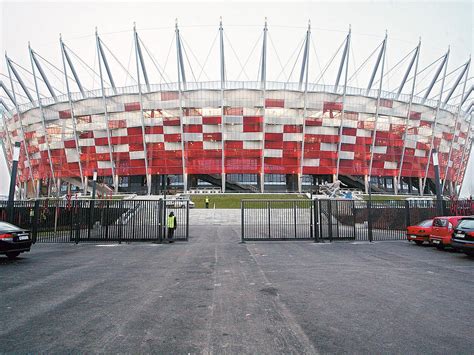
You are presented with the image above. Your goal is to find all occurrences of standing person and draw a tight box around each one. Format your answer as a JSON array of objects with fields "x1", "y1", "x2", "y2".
[
  {"x1": 205, "y1": 197, "x2": 209, "y2": 209},
  {"x1": 167, "y1": 211, "x2": 177, "y2": 243}
]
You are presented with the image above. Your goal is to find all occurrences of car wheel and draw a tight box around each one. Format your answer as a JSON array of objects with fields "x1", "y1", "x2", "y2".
[
  {"x1": 181, "y1": 204, "x2": 186, "y2": 209},
  {"x1": 6, "y1": 251, "x2": 20, "y2": 260},
  {"x1": 464, "y1": 250, "x2": 474, "y2": 257},
  {"x1": 436, "y1": 243, "x2": 445, "y2": 250},
  {"x1": 415, "y1": 240, "x2": 423, "y2": 246}
]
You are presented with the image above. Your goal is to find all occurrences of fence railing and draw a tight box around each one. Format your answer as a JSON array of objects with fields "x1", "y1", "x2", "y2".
[
  {"x1": 0, "y1": 199, "x2": 189, "y2": 243},
  {"x1": 241, "y1": 198, "x2": 474, "y2": 242}
]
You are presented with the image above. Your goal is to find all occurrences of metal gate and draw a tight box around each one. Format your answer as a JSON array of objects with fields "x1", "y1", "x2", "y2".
[
  {"x1": 317, "y1": 200, "x2": 358, "y2": 241},
  {"x1": 316, "y1": 199, "x2": 410, "y2": 242},
  {"x1": 241, "y1": 199, "x2": 314, "y2": 241},
  {"x1": 0, "y1": 199, "x2": 189, "y2": 243}
]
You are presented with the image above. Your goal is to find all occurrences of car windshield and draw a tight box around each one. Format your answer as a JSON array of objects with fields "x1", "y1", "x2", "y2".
[
  {"x1": 417, "y1": 220, "x2": 432, "y2": 227},
  {"x1": 0, "y1": 221, "x2": 21, "y2": 231},
  {"x1": 457, "y1": 219, "x2": 474, "y2": 229}
]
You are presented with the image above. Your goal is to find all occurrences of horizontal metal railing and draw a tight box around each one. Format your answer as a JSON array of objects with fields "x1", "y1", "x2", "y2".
[{"x1": 10, "y1": 80, "x2": 463, "y2": 117}]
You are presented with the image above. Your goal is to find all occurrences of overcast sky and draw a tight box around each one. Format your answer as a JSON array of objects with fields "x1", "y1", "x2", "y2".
[{"x1": 0, "y1": 0, "x2": 472, "y2": 196}]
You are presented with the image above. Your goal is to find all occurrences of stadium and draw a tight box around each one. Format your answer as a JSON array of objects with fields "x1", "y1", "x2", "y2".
[{"x1": 0, "y1": 21, "x2": 472, "y2": 196}]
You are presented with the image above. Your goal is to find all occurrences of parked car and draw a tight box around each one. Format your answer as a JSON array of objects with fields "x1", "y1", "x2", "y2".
[
  {"x1": 0, "y1": 221, "x2": 32, "y2": 259},
  {"x1": 165, "y1": 195, "x2": 195, "y2": 209},
  {"x1": 451, "y1": 217, "x2": 474, "y2": 257},
  {"x1": 429, "y1": 216, "x2": 465, "y2": 250},
  {"x1": 406, "y1": 219, "x2": 433, "y2": 245}
]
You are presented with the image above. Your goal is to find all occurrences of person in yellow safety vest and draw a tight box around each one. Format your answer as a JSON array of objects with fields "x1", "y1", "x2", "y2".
[
  {"x1": 205, "y1": 197, "x2": 209, "y2": 209},
  {"x1": 29, "y1": 208, "x2": 34, "y2": 224},
  {"x1": 167, "y1": 211, "x2": 177, "y2": 242}
]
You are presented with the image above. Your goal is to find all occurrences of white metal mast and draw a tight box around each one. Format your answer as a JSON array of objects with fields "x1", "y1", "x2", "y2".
[{"x1": 134, "y1": 24, "x2": 152, "y2": 195}]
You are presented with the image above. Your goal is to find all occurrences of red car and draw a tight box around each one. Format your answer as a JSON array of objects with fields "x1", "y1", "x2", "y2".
[
  {"x1": 429, "y1": 216, "x2": 465, "y2": 250},
  {"x1": 407, "y1": 219, "x2": 433, "y2": 245}
]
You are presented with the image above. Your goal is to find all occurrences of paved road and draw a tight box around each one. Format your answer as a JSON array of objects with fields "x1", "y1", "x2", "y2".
[
  {"x1": 1, "y1": 227, "x2": 473, "y2": 353},
  {"x1": 189, "y1": 208, "x2": 241, "y2": 225}
]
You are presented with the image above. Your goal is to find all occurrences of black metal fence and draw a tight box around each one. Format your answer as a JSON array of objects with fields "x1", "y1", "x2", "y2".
[
  {"x1": 0, "y1": 199, "x2": 189, "y2": 243},
  {"x1": 241, "y1": 200, "x2": 314, "y2": 241},
  {"x1": 241, "y1": 198, "x2": 474, "y2": 242}
]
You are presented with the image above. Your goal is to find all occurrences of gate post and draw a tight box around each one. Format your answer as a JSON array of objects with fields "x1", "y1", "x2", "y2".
[
  {"x1": 319, "y1": 200, "x2": 324, "y2": 242},
  {"x1": 132, "y1": 200, "x2": 136, "y2": 240},
  {"x1": 328, "y1": 200, "x2": 333, "y2": 242},
  {"x1": 367, "y1": 200, "x2": 373, "y2": 242},
  {"x1": 88, "y1": 199, "x2": 94, "y2": 239},
  {"x1": 69, "y1": 200, "x2": 74, "y2": 242},
  {"x1": 75, "y1": 200, "x2": 81, "y2": 244},
  {"x1": 404, "y1": 200, "x2": 411, "y2": 229},
  {"x1": 32, "y1": 199, "x2": 40, "y2": 244},
  {"x1": 267, "y1": 201, "x2": 271, "y2": 239},
  {"x1": 352, "y1": 200, "x2": 357, "y2": 240},
  {"x1": 118, "y1": 200, "x2": 123, "y2": 244},
  {"x1": 310, "y1": 200, "x2": 314, "y2": 241},
  {"x1": 313, "y1": 199, "x2": 320, "y2": 243},
  {"x1": 158, "y1": 198, "x2": 166, "y2": 243},
  {"x1": 158, "y1": 199, "x2": 163, "y2": 243},
  {"x1": 240, "y1": 200, "x2": 245, "y2": 243},
  {"x1": 105, "y1": 200, "x2": 110, "y2": 240},
  {"x1": 186, "y1": 200, "x2": 190, "y2": 241},
  {"x1": 293, "y1": 200, "x2": 297, "y2": 239}
]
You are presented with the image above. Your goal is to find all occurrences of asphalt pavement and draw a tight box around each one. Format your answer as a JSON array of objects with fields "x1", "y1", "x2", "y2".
[{"x1": 1, "y1": 226, "x2": 473, "y2": 354}]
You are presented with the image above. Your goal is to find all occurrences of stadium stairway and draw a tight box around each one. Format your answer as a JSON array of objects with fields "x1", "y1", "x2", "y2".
[
  {"x1": 339, "y1": 175, "x2": 385, "y2": 193},
  {"x1": 62, "y1": 177, "x2": 114, "y2": 196}
]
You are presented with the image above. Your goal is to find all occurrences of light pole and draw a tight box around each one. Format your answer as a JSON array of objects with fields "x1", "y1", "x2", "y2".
[
  {"x1": 7, "y1": 142, "x2": 21, "y2": 223},
  {"x1": 432, "y1": 149, "x2": 443, "y2": 216}
]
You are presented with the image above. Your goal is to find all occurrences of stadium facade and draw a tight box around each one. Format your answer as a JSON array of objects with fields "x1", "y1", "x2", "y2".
[{"x1": 0, "y1": 22, "x2": 472, "y2": 196}]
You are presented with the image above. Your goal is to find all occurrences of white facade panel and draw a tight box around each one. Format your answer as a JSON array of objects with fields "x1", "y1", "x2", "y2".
[
  {"x1": 65, "y1": 148, "x2": 79, "y2": 163},
  {"x1": 384, "y1": 161, "x2": 397, "y2": 169},
  {"x1": 265, "y1": 124, "x2": 284, "y2": 133},
  {"x1": 183, "y1": 133, "x2": 203, "y2": 141},
  {"x1": 203, "y1": 141, "x2": 221, "y2": 150},
  {"x1": 203, "y1": 124, "x2": 220, "y2": 133},
  {"x1": 320, "y1": 143, "x2": 337, "y2": 151},
  {"x1": 414, "y1": 149, "x2": 426, "y2": 157},
  {"x1": 145, "y1": 134, "x2": 164, "y2": 143},
  {"x1": 339, "y1": 151, "x2": 354, "y2": 160},
  {"x1": 306, "y1": 126, "x2": 338, "y2": 135},
  {"x1": 243, "y1": 141, "x2": 261, "y2": 149},
  {"x1": 182, "y1": 116, "x2": 203, "y2": 125},
  {"x1": 93, "y1": 130, "x2": 108, "y2": 138},
  {"x1": 97, "y1": 161, "x2": 113, "y2": 169},
  {"x1": 264, "y1": 149, "x2": 283, "y2": 158},
  {"x1": 96, "y1": 146, "x2": 111, "y2": 153},
  {"x1": 341, "y1": 135, "x2": 356, "y2": 144},
  {"x1": 372, "y1": 146, "x2": 387, "y2": 154},
  {"x1": 163, "y1": 126, "x2": 181, "y2": 134},
  {"x1": 79, "y1": 138, "x2": 95, "y2": 146},
  {"x1": 164, "y1": 142, "x2": 181, "y2": 150},
  {"x1": 303, "y1": 158, "x2": 320, "y2": 166},
  {"x1": 129, "y1": 151, "x2": 145, "y2": 160},
  {"x1": 283, "y1": 133, "x2": 302, "y2": 141}
]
